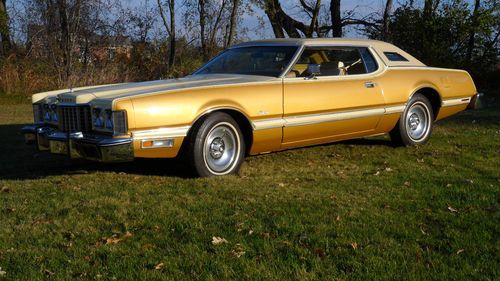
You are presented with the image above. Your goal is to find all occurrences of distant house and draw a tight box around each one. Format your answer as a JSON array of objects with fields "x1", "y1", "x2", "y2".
[{"x1": 27, "y1": 24, "x2": 132, "y2": 63}]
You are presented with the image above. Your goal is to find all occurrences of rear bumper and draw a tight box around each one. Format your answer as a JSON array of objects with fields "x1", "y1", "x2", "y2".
[
  {"x1": 21, "y1": 126, "x2": 134, "y2": 163},
  {"x1": 467, "y1": 92, "x2": 484, "y2": 110}
]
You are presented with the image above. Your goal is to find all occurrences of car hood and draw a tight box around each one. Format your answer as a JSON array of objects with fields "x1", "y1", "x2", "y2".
[{"x1": 33, "y1": 74, "x2": 279, "y2": 104}]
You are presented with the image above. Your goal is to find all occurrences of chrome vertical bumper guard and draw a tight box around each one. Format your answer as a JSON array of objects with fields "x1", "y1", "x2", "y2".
[{"x1": 69, "y1": 133, "x2": 134, "y2": 163}]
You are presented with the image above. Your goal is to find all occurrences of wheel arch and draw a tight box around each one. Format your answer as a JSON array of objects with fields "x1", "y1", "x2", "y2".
[
  {"x1": 188, "y1": 107, "x2": 254, "y2": 155},
  {"x1": 410, "y1": 86, "x2": 442, "y2": 120}
]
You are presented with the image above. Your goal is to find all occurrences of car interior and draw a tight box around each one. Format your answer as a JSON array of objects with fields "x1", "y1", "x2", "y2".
[{"x1": 286, "y1": 47, "x2": 368, "y2": 78}]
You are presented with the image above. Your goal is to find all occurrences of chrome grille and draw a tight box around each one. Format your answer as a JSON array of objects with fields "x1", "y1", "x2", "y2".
[{"x1": 57, "y1": 105, "x2": 92, "y2": 132}]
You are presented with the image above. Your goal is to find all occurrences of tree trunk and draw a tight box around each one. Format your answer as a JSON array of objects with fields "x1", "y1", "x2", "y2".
[
  {"x1": 168, "y1": 0, "x2": 175, "y2": 71},
  {"x1": 56, "y1": 0, "x2": 72, "y2": 83},
  {"x1": 382, "y1": 0, "x2": 393, "y2": 40},
  {"x1": 330, "y1": 0, "x2": 342, "y2": 37},
  {"x1": 308, "y1": 0, "x2": 321, "y2": 37},
  {"x1": 226, "y1": 0, "x2": 239, "y2": 47},
  {"x1": 198, "y1": 0, "x2": 208, "y2": 60},
  {"x1": 423, "y1": 0, "x2": 433, "y2": 19},
  {"x1": 263, "y1": 0, "x2": 308, "y2": 38},
  {"x1": 0, "y1": 0, "x2": 11, "y2": 56},
  {"x1": 158, "y1": 0, "x2": 176, "y2": 72},
  {"x1": 263, "y1": 0, "x2": 285, "y2": 38},
  {"x1": 466, "y1": 0, "x2": 480, "y2": 63}
]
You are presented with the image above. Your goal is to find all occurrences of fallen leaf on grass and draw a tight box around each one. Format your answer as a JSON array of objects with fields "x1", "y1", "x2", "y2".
[
  {"x1": 231, "y1": 244, "x2": 245, "y2": 258},
  {"x1": 384, "y1": 167, "x2": 393, "y2": 172},
  {"x1": 211, "y1": 236, "x2": 228, "y2": 245},
  {"x1": 105, "y1": 231, "x2": 132, "y2": 245},
  {"x1": 154, "y1": 263, "x2": 164, "y2": 270},
  {"x1": 373, "y1": 171, "x2": 380, "y2": 176},
  {"x1": 404, "y1": 181, "x2": 411, "y2": 187},
  {"x1": 43, "y1": 269, "x2": 55, "y2": 277},
  {"x1": 456, "y1": 249, "x2": 464, "y2": 255},
  {"x1": 278, "y1": 182, "x2": 285, "y2": 187},
  {"x1": 447, "y1": 206, "x2": 458, "y2": 213},
  {"x1": 351, "y1": 242, "x2": 358, "y2": 250},
  {"x1": 314, "y1": 248, "x2": 326, "y2": 259}
]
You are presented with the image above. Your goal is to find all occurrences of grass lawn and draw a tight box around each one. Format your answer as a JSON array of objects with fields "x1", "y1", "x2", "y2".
[{"x1": 0, "y1": 92, "x2": 498, "y2": 280}]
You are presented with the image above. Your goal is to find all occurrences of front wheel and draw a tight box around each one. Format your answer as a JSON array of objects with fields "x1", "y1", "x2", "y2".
[
  {"x1": 390, "y1": 93, "x2": 434, "y2": 146},
  {"x1": 187, "y1": 112, "x2": 245, "y2": 177}
]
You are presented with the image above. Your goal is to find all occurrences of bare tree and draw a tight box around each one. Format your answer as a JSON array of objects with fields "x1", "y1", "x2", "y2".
[
  {"x1": 226, "y1": 0, "x2": 240, "y2": 47},
  {"x1": 466, "y1": 0, "x2": 480, "y2": 62},
  {"x1": 158, "y1": 0, "x2": 176, "y2": 71},
  {"x1": 382, "y1": 0, "x2": 393, "y2": 40},
  {"x1": 330, "y1": 0, "x2": 341, "y2": 37},
  {"x1": 0, "y1": 0, "x2": 11, "y2": 55}
]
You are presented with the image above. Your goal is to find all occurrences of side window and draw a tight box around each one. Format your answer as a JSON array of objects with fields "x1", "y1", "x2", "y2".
[
  {"x1": 290, "y1": 46, "x2": 378, "y2": 77},
  {"x1": 384, "y1": 52, "x2": 408, "y2": 62}
]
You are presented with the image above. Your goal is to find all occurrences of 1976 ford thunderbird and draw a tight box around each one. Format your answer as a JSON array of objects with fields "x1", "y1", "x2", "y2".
[{"x1": 22, "y1": 38, "x2": 482, "y2": 176}]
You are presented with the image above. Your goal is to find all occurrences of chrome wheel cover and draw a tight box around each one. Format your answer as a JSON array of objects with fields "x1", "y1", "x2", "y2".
[
  {"x1": 405, "y1": 101, "x2": 431, "y2": 141},
  {"x1": 203, "y1": 122, "x2": 240, "y2": 175}
]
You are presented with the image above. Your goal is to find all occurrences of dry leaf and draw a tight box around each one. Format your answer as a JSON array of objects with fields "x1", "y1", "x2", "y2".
[
  {"x1": 43, "y1": 269, "x2": 55, "y2": 277},
  {"x1": 314, "y1": 248, "x2": 326, "y2": 258},
  {"x1": 154, "y1": 263, "x2": 164, "y2": 270},
  {"x1": 211, "y1": 236, "x2": 228, "y2": 245},
  {"x1": 385, "y1": 167, "x2": 393, "y2": 172},
  {"x1": 373, "y1": 171, "x2": 380, "y2": 176},
  {"x1": 456, "y1": 249, "x2": 464, "y2": 255},
  {"x1": 105, "y1": 231, "x2": 132, "y2": 245},
  {"x1": 231, "y1": 244, "x2": 245, "y2": 258},
  {"x1": 336, "y1": 215, "x2": 341, "y2": 221},
  {"x1": 447, "y1": 206, "x2": 458, "y2": 213},
  {"x1": 404, "y1": 181, "x2": 411, "y2": 187},
  {"x1": 351, "y1": 242, "x2": 358, "y2": 250},
  {"x1": 278, "y1": 183, "x2": 285, "y2": 187},
  {"x1": 248, "y1": 230, "x2": 254, "y2": 235}
]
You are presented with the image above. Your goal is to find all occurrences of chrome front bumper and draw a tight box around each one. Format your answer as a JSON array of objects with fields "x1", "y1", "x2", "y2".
[{"x1": 21, "y1": 125, "x2": 134, "y2": 163}]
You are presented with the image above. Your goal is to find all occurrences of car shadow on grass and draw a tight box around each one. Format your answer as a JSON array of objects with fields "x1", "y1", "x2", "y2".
[
  {"x1": 0, "y1": 124, "x2": 193, "y2": 180},
  {"x1": 1, "y1": 104, "x2": 497, "y2": 181}
]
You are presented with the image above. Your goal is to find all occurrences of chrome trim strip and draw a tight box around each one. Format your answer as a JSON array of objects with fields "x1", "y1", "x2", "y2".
[
  {"x1": 385, "y1": 105, "x2": 406, "y2": 114},
  {"x1": 132, "y1": 126, "x2": 190, "y2": 140},
  {"x1": 252, "y1": 104, "x2": 407, "y2": 130},
  {"x1": 442, "y1": 97, "x2": 471, "y2": 107},
  {"x1": 284, "y1": 108, "x2": 386, "y2": 127},
  {"x1": 253, "y1": 118, "x2": 287, "y2": 130}
]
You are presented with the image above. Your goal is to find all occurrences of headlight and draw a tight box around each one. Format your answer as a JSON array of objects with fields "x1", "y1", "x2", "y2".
[
  {"x1": 92, "y1": 107, "x2": 127, "y2": 135},
  {"x1": 50, "y1": 104, "x2": 58, "y2": 122},
  {"x1": 93, "y1": 108, "x2": 104, "y2": 128},
  {"x1": 112, "y1": 111, "x2": 127, "y2": 135},
  {"x1": 33, "y1": 104, "x2": 43, "y2": 123},
  {"x1": 41, "y1": 103, "x2": 58, "y2": 123},
  {"x1": 43, "y1": 104, "x2": 51, "y2": 122}
]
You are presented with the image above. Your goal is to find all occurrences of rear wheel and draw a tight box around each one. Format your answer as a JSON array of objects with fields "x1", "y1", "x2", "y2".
[
  {"x1": 390, "y1": 93, "x2": 434, "y2": 146},
  {"x1": 187, "y1": 112, "x2": 245, "y2": 177}
]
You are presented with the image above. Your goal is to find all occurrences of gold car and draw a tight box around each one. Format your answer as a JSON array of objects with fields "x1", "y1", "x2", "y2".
[{"x1": 22, "y1": 38, "x2": 482, "y2": 177}]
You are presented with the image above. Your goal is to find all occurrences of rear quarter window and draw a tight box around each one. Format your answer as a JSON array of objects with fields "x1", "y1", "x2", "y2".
[{"x1": 384, "y1": 52, "x2": 409, "y2": 62}]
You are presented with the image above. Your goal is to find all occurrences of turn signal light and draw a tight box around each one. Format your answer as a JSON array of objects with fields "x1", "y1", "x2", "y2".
[{"x1": 141, "y1": 139, "x2": 174, "y2": 149}]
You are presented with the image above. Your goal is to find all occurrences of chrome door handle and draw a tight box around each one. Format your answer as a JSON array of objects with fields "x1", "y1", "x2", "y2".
[{"x1": 365, "y1": 82, "x2": 375, "y2": 88}]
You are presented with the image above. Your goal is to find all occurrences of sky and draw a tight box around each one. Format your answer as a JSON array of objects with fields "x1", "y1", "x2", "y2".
[{"x1": 7, "y1": 0, "x2": 480, "y2": 42}]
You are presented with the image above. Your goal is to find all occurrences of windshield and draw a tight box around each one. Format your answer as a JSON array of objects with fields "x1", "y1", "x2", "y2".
[{"x1": 194, "y1": 46, "x2": 298, "y2": 77}]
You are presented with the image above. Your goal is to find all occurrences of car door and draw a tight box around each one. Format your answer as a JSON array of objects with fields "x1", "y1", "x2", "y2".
[{"x1": 282, "y1": 45, "x2": 386, "y2": 147}]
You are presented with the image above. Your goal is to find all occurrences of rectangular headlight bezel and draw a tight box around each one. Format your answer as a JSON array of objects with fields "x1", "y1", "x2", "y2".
[
  {"x1": 112, "y1": 110, "x2": 128, "y2": 136},
  {"x1": 33, "y1": 103, "x2": 43, "y2": 123}
]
